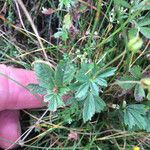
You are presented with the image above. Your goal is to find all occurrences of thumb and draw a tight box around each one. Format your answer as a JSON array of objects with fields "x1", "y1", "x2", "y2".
[
  {"x1": 0, "y1": 110, "x2": 21, "y2": 149},
  {"x1": 0, "y1": 65, "x2": 44, "y2": 110}
]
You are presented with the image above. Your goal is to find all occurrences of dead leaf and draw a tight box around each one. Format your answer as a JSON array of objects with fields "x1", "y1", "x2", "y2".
[{"x1": 42, "y1": 7, "x2": 55, "y2": 15}]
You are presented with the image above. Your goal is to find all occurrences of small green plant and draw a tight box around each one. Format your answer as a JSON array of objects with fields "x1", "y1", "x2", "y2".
[
  {"x1": 28, "y1": 60, "x2": 116, "y2": 122},
  {"x1": 74, "y1": 63, "x2": 116, "y2": 122},
  {"x1": 54, "y1": 13, "x2": 72, "y2": 41},
  {"x1": 117, "y1": 66, "x2": 150, "y2": 131},
  {"x1": 54, "y1": 0, "x2": 76, "y2": 41}
]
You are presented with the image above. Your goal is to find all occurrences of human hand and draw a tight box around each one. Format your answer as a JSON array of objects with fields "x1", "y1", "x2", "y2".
[{"x1": 0, "y1": 65, "x2": 44, "y2": 149}]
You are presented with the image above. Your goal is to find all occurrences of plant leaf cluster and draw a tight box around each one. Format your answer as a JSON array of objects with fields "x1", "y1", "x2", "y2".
[
  {"x1": 75, "y1": 63, "x2": 116, "y2": 122},
  {"x1": 28, "y1": 60, "x2": 76, "y2": 111},
  {"x1": 28, "y1": 60, "x2": 116, "y2": 122}
]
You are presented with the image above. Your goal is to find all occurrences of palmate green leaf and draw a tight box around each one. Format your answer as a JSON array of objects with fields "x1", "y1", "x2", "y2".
[
  {"x1": 117, "y1": 76, "x2": 136, "y2": 90},
  {"x1": 75, "y1": 83, "x2": 89, "y2": 100},
  {"x1": 44, "y1": 93, "x2": 65, "y2": 111},
  {"x1": 55, "y1": 61, "x2": 76, "y2": 86},
  {"x1": 140, "y1": 27, "x2": 150, "y2": 39},
  {"x1": 134, "y1": 84, "x2": 145, "y2": 102},
  {"x1": 98, "y1": 67, "x2": 116, "y2": 78},
  {"x1": 123, "y1": 104, "x2": 146, "y2": 130},
  {"x1": 130, "y1": 65, "x2": 142, "y2": 79},
  {"x1": 27, "y1": 84, "x2": 46, "y2": 94},
  {"x1": 34, "y1": 61, "x2": 54, "y2": 90},
  {"x1": 75, "y1": 63, "x2": 113, "y2": 122},
  {"x1": 83, "y1": 93, "x2": 106, "y2": 122}
]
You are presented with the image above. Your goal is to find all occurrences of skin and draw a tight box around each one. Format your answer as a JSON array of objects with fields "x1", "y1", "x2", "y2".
[{"x1": 0, "y1": 65, "x2": 44, "y2": 149}]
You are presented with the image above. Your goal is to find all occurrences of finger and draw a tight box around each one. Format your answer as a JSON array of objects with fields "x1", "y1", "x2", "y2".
[
  {"x1": 0, "y1": 110, "x2": 21, "y2": 149},
  {"x1": 0, "y1": 65, "x2": 44, "y2": 110}
]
